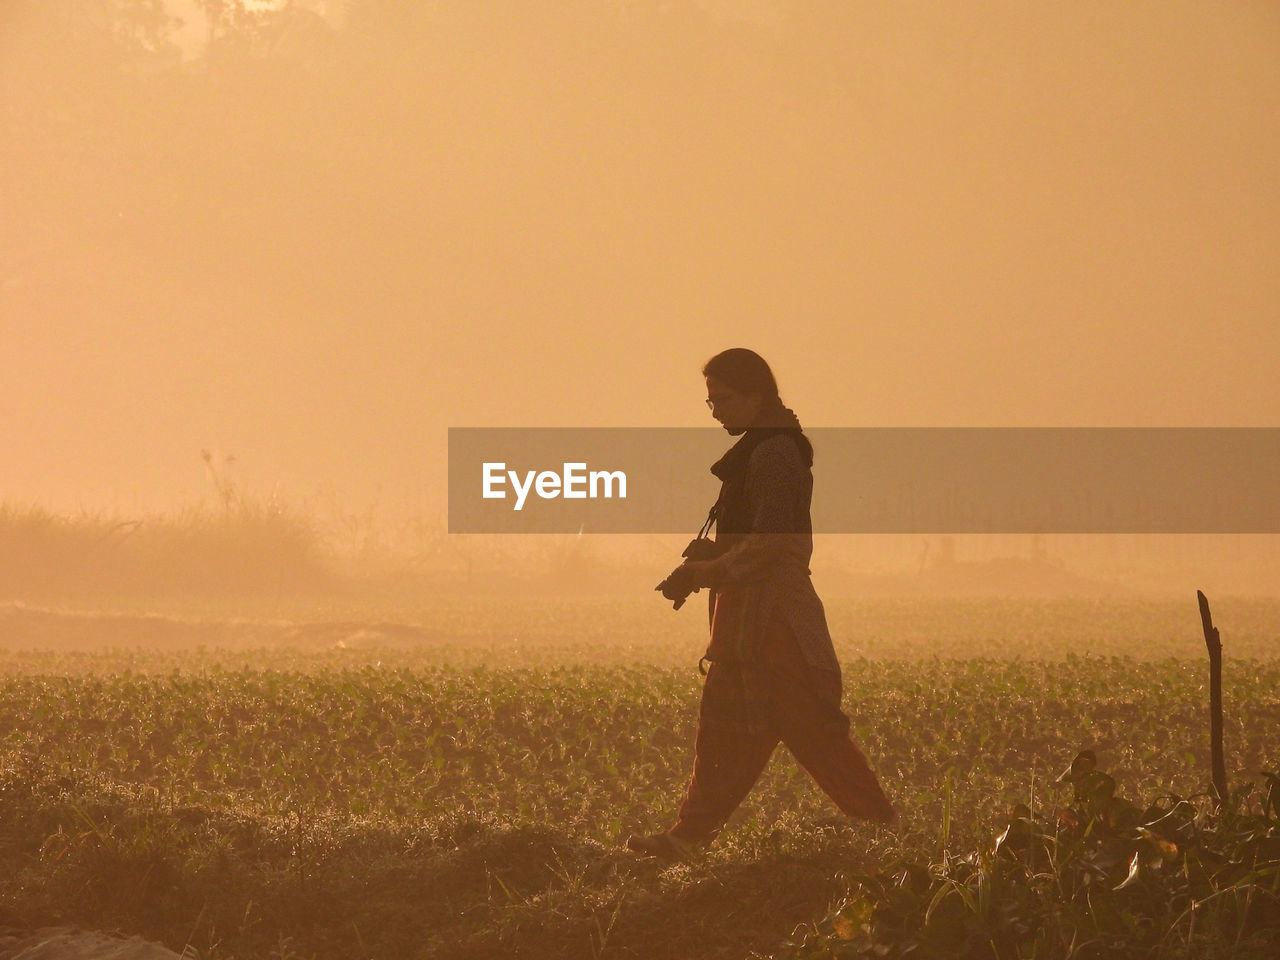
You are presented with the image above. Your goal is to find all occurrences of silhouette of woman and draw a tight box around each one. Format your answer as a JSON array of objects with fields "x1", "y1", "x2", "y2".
[{"x1": 629, "y1": 348, "x2": 895, "y2": 859}]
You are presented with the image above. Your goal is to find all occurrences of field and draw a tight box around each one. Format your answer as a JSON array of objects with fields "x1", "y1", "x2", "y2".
[{"x1": 0, "y1": 595, "x2": 1277, "y2": 959}]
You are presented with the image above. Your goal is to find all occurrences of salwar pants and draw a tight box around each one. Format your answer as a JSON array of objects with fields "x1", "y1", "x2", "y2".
[{"x1": 669, "y1": 610, "x2": 894, "y2": 844}]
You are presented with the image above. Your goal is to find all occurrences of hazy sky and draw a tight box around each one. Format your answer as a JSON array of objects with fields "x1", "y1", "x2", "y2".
[{"x1": 3, "y1": 1, "x2": 1277, "y2": 519}]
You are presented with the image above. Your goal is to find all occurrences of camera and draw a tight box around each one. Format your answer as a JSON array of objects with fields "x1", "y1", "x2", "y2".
[{"x1": 655, "y1": 536, "x2": 726, "y2": 610}]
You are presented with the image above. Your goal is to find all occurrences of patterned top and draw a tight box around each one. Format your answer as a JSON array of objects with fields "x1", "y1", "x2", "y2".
[{"x1": 702, "y1": 434, "x2": 841, "y2": 674}]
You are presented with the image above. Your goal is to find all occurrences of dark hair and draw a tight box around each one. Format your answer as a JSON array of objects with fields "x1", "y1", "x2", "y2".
[
  {"x1": 701, "y1": 348, "x2": 779, "y2": 401},
  {"x1": 702, "y1": 348, "x2": 813, "y2": 465}
]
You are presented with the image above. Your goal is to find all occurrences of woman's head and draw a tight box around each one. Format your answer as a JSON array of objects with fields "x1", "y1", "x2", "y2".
[
  {"x1": 702, "y1": 348, "x2": 779, "y2": 433},
  {"x1": 702, "y1": 348, "x2": 778, "y2": 402},
  {"x1": 701, "y1": 349, "x2": 813, "y2": 464}
]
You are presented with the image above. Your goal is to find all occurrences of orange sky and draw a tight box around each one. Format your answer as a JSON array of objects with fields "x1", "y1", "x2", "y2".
[{"x1": 3, "y1": 1, "x2": 1277, "y2": 518}]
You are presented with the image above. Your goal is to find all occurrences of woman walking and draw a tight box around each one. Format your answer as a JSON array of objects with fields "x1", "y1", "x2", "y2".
[{"x1": 629, "y1": 348, "x2": 895, "y2": 860}]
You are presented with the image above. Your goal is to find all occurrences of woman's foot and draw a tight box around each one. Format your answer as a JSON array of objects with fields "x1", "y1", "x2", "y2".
[
  {"x1": 874, "y1": 803, "x2": 898, "y2": 827},
  {"x1": 861, "y1": 793, "x2": 898, "y2": 827},
  {"x1": 624, "y1": 831, "x2": 696, "y2": 861}
]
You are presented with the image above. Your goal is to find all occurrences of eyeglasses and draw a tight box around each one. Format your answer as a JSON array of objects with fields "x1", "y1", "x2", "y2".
[{"x1": 705, "y1": 394, "x2": 737, "y2": 410}]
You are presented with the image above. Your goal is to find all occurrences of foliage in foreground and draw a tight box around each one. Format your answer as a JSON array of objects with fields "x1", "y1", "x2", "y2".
[
  {"x1": 0, "y1": 655, "x2": 1276, "y2": 958},
  {"x1": 779, "y1": 754, "x2": 1280, "y2": 960}
]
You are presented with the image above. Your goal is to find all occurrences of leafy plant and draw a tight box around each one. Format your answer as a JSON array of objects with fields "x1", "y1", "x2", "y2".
[{"x1": 776, "y1": 751, "x2": 1280, "y2": 959}]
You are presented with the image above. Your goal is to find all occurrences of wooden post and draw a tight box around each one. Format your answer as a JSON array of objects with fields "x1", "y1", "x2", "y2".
[{"x1": 1197, "y1": 590, "x2": 1229, "y2": 807}]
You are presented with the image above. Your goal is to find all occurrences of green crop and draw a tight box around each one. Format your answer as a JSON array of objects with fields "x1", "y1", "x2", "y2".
[{"x1": 0, "y1": 598, "x2": 1275, "y2": 958}]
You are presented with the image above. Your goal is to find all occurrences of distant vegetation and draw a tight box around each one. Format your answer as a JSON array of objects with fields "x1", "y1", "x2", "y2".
[
  {"x1": 0, "y1": 498, "x2": 333, "y2": 602},
  {"x1": 5, "y1": 498, "x2": 1280, "y2": 612},
  {"x1": 0, "y1": 497, "x2": 662, "y2": 609}
]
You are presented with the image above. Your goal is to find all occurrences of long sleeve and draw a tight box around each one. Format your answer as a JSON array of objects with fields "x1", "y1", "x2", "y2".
[{"x1": 700, "y1": 437, "x2": 810, "y2": 587}]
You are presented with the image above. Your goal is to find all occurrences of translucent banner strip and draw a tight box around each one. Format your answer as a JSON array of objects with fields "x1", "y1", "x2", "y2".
[{"x1": 448, "y1": 428, "x2": 1280, "y2": 534}]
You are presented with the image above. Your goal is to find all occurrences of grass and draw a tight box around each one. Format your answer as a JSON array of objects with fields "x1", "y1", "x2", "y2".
[{"x1": 0, "y1": 643, "x2": 1276, "y2": 958}]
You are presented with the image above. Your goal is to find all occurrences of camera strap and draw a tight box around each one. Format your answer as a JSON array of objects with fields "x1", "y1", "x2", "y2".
[{"x1": 697, "y1": 500, "x2": 718, "y2": 541}]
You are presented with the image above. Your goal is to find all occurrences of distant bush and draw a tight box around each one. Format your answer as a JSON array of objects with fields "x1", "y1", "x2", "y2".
[
  {"x1": 0, "y1": 498, "x2": 666, "y2": 605},
  {"x1": 0, "y1": 499, "x2": 334, "y2": 602}
]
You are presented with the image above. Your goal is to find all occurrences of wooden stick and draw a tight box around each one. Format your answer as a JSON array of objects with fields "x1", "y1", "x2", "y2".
[{"x1": 1197, "y1": 590, "x2": 1229, "y2": 807}]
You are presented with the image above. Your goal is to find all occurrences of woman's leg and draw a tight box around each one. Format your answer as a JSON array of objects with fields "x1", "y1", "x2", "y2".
[
  {"x1": 765, "y1": 618, "x2": 896, "y2": 824},
  {"x1": 668, "y1": 660, "x2": 780, "y2": 844}
]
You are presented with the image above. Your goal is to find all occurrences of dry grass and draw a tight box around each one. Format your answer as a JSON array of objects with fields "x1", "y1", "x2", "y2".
[{"x1": 0, "y1": 499, "x2": 333, "y2": 602}]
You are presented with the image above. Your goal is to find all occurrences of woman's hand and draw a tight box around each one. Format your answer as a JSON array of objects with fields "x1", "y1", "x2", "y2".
[
  {"x1": 657, "y1": 562, "x2": 699, "y2": 602},
  {"x1": 691, "y1": 560, "x2": 732, "y2": 591},
  {"x1": 683, "y1": 560, "x2": 723, "y2": 589},
  {"x1": 654, "y1": 557, "x2": 727, "y2": 608}
]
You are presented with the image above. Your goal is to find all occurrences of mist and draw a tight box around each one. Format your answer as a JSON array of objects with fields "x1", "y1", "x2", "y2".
[{"x1": 3, "y1": 0, "x2": 1278, "y2": 595}]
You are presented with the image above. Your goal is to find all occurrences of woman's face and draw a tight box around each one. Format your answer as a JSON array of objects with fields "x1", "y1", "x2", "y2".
[{"x1": 705, "y1": 375, "x2": 762, "y2": 434}]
